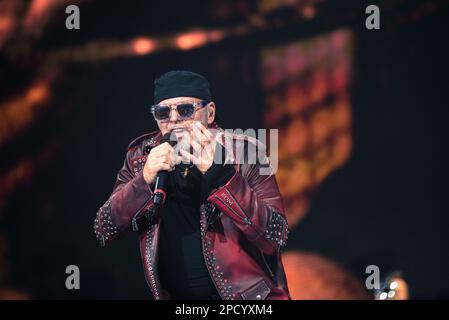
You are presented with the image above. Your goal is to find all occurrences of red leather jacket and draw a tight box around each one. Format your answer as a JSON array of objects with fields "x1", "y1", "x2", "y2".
[{"x1": 94, "y1": 125, "x2": 291, "y2": 300}]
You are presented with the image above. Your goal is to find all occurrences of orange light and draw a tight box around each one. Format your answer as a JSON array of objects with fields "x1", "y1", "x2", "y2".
[
  {"x1": 0, "y1": 81, "x2": 50, "y2": 145},
  {"x1": 282, "y1": 251, "x2": 371, "y2": 300},
  {"x1": 23, "y1": 0, "x2": 57, "y2": 31},
  {"x1": 0, "y1": 16, "x2": 13, "y2": 32},
  {"x1": 176, "y1": 31, "x2": 207, "y2": 50},
  {"x1": 0, "y1": 16, "x2": 14, "y2": 46},
  {"x1": 26, "y1": 82, "x2": 49, "y2": 103},
  {"x1": 208, "y1": 29, "x2": 225, "y2": 42},
  {"x1": 131, "y1": 37, "x2": 155, "y2": 55},
  {"x1": 302, "y1": 6, "x2": 316, "y2": 19}
]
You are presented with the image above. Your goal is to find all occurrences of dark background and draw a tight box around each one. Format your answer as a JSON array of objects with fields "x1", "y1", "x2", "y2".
[{"x1": 1, "y1": 0, "x2": 448, "y2": 299}]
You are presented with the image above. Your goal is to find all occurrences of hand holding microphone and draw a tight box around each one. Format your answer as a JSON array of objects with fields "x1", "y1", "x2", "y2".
[{"x1": 142, "y1": 124, "x2": 215, "y2": 206}]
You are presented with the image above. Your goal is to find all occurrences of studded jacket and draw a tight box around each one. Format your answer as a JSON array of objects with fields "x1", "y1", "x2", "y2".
[{"x1": 94, "y1": 125, "x2": 291, "y2": 300}]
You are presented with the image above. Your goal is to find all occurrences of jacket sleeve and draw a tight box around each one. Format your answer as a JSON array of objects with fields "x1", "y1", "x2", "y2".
[
  {"x1": 94, "y1": 151, "x2": 154, "y2": 246},
  {"x1": 205, "y1": 149, "x2": 289, "y2": 255}
]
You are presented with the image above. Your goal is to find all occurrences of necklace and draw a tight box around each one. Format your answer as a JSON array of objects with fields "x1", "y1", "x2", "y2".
[{"x1": 182, "y1": 164, "x2": 195, "y2": 178}]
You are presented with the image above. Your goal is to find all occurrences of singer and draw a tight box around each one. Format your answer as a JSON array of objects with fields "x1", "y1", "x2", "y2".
[{"x1": 94, "y1": 70, "x2": 291, "y2": 300}]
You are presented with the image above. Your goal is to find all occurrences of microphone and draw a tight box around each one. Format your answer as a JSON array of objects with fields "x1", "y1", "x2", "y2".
[{"x1": 152, "y1": 131, "x2": 177, "y2": 207}]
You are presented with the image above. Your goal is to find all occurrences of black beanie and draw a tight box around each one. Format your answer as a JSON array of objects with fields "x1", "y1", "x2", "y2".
[{"x1": 153, "y1": 70, "x2": 212, "y2": 104}]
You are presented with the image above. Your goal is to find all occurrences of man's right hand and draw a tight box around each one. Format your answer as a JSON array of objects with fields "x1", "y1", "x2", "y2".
[{"x1": 143, "y1": 142, "x2": 177, "y2": 184}]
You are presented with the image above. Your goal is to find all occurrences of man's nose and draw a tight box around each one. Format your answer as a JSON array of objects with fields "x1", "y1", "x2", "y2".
[{"x1": 169, "y1": 107, "x2": 179, "y2": 122}]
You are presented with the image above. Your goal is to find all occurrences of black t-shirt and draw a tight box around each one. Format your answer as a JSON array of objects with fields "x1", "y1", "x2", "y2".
[{"x1": 158, "y1": 163, "x2": 219, "y2": 300}]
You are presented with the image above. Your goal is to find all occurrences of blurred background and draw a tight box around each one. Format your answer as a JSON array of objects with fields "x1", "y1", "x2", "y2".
[{"x1": 0, "y1": 0, "x2": 448, "y2": 299}]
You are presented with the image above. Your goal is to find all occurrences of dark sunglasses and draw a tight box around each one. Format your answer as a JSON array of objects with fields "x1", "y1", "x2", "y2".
[{"x1": 150, "y1": 101, "x2": 209, "y2": 121}]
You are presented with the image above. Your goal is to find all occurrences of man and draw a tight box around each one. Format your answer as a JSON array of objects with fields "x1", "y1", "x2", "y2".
[{"x1": 94, "y1": 70, "x2": 291, "y2": 300}]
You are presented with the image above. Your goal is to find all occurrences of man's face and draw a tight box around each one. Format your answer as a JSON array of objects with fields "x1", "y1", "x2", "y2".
[{"x1": 154, "y1": 96, "x2": 215, "y2": 137}]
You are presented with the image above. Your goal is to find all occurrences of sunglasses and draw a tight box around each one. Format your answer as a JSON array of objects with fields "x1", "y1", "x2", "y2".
[{"x1": 150, "y1": 101, "x2": 209, "y2": 121}]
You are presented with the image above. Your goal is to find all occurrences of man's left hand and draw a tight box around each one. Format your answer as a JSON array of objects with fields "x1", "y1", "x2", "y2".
[{"x1": 179, "y1": 122, "x2": 216, "y2": 174}]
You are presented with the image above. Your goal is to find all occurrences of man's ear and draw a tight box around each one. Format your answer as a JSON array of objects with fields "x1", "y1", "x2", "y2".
[{"x1": 207, "y1": 102, "x2": 216, "y2": 124}]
